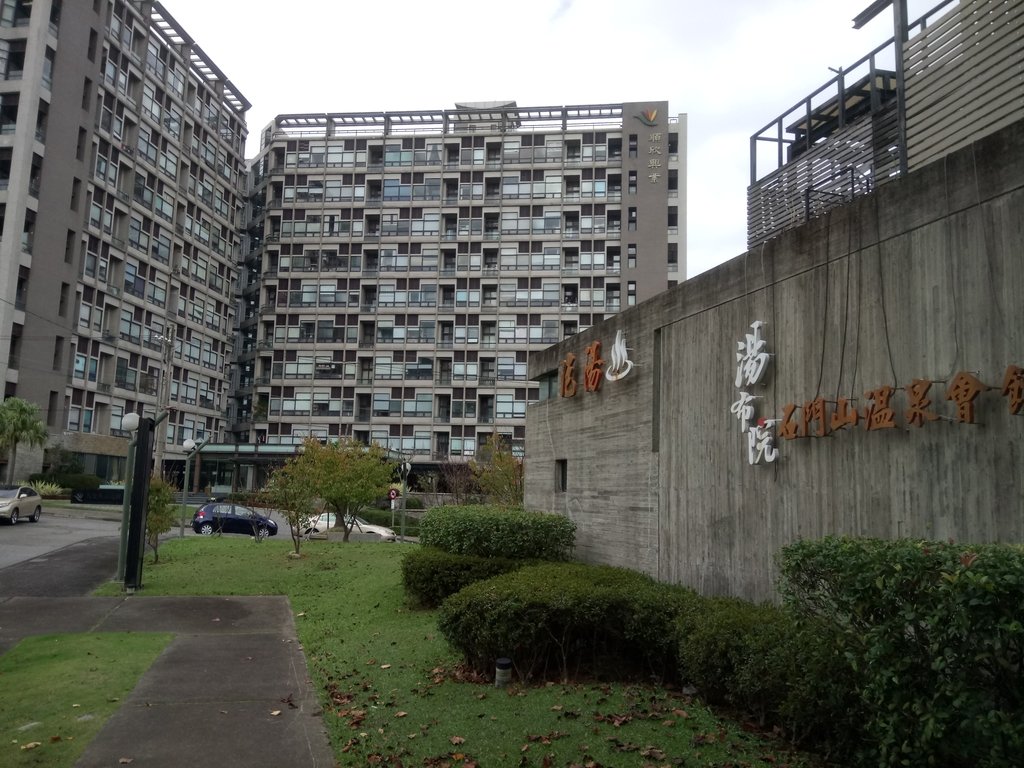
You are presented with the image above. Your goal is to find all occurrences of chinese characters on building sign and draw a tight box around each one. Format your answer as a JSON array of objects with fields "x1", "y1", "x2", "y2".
[
  {"x1": 559, "y1": 331, "x2": 633, "y2": 397},
  {"x1": 647, "y1": 130, "x2": 663, "y2": 184},
  {"x1": 730, "y1": 321, "x2": 777, "y2": 465},
  {"x1": 779, "y1": 365, "x2": 1024, "y2": 438}
]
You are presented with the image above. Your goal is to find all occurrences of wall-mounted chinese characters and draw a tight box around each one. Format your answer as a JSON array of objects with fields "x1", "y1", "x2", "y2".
[
  {"x1": 730, "y1": 321, "x2": 777, "y2": 465},
  {"x1": 558, "y1": 331, "x2": 634, "y2": 397},
  {"x1": 778, "y1": 365, "x2": 1023, "y2": 439},
  {"x1": 647, "y1": 130, "x2": 663, "y2": 184}
]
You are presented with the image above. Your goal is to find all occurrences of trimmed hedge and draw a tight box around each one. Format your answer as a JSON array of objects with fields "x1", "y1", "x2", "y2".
[
  {"x1": 438, "y1": 562, "x2": 697, "y2": 683},
  {"x1": 675, "y1": 598, "x2": 862, "y2": 752},
  {"x1": 780, "y1": 537, "x2": 1024, "y2": 768},
  {"x1": 419, "y1": 505, "x2": 575, "y2": 560},
  {"x1": 401, "y1": 547, "x2": 528, "y2": 608}
]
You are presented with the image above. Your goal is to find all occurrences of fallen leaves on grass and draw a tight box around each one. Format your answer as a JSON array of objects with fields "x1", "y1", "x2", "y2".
[{"x1": 593, "y1": 712, "x2": 633, "y2": 727}]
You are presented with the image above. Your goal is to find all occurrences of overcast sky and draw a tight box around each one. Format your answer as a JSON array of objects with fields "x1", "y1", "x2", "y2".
[{"x1": 160, "y1": 0, "x2": 937, "y2": 278}]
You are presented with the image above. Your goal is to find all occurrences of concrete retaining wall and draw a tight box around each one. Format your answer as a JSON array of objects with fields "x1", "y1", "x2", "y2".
[{"x1": 525, "y1": 119, "x2": 1024, "y2": 603}]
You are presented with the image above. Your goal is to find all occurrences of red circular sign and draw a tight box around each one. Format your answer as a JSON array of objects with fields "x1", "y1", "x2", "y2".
[{"x1": 388, "y1": 489, "x2": 399, "y2": 500}]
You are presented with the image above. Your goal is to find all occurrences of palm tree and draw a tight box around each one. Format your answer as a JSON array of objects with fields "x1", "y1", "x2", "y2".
[{"x1": 0, "y1": 397, "x2": 48, "y2": 483}]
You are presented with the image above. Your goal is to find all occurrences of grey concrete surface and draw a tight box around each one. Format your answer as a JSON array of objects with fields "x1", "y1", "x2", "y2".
[{"x1": 0, "y1": 526, "x2": 338, "y2": 767}]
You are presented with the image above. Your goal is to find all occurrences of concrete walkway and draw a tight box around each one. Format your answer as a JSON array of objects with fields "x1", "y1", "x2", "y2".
[{"x1": 0, "y1": 594, "x2": 336, "y2": 767}]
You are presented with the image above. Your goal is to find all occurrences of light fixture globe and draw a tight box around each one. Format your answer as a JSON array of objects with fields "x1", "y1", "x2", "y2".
[
  {"x1": 183, "y1": 438, "x2": 197, "y2": 452},
  {"x1": 121, "y1": 412, "x2": 141, "y2": 432}
]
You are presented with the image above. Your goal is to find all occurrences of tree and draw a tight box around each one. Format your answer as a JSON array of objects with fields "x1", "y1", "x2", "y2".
[
  {"x1": 439, "y1": 459, "x2": 479, "y2": 504},
  {"x1": 260, "y1": 437, "x2": 395, "y2": 553},
  {"x1": 259, "y1": 458, "x2": 322, "y2": 556},
  {"x1": 471, "y1": 433, "x2": 524, "y2": 507},
  {"x1": 307, "y1": 438, "x2": 395, "y2": 542},
  {"x1": 0, "y1": 397, "x2": 48, "y2": 484},
  {"x1": 145, "y1": 476, "x2": 177, "y2": 563}
]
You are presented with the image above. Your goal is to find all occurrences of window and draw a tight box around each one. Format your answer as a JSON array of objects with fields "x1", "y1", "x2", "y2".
[
  {"x1": 556, "y1": 459, "x2": 567, "y2": 492},
  {"x1": 628, "y1": 207, "x2": 637, "y2": 231},
  {"x1": 627, "y1": 244, "x2": 637, "y2": 270}
]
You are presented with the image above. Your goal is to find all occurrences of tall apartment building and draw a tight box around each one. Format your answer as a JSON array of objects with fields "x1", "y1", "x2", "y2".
[
  {"x1": 0, "y1": 0, "x2": 247, "y2": 481},
  {"x1": 236, "y1": 102, "x2": 686, "y2": 468}
]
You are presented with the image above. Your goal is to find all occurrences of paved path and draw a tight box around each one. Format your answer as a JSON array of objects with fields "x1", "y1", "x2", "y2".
[{"x1": 0, "y1": 539, "x2": 337, "y2": 767}]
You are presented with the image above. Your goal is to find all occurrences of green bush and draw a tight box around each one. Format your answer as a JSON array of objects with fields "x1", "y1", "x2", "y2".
[
  {"x1": 675, "y1": 597, "x2": 863, "y2": 751},
  {"x1": 419, "y1": 505, "x2": 575, "y2": 560},
  {"x1": 29, "y1": 480, "x2": 65, "y2": 498},
  {"x1": 29, "y1": 472, "x2": 101, "y2": 491},
  {"x1": 780, "y1": 537, "x2": 1024, "y2": 767},
  {"x1": 401, "y1": 547, "x2": 528, "y2": 608},
  {"x1": 438, "y1": 562, "x2": 695, "y2": 682},
  {"x1": 404, "y1": 495, "x2": 425, "y2": 511}
]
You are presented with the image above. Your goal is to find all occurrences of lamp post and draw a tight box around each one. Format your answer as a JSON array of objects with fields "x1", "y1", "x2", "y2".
[
  {"x1": 118, "y1": 409, "x2": 170, "y2": 591},
  {"x1": 116, "y1": 411, "x2": 141, "y2": 582},
  {"x1": 399, "y1": 460, "x2": 411, "y2": 543},
  {"x1": 180, "y1": 436, "x2": 211, "y2": 537}
]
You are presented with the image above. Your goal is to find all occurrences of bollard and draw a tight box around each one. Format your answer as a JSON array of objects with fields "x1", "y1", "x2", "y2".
[{"x1": 494, "y1": 657, "x2": 512, "y2": 688}]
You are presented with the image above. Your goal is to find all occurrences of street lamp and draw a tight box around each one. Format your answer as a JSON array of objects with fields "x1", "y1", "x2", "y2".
[
  {"x1": 117, "y1": 409, "x2": 170, "y2": 591},
  {"x1": 180, "y1": 436, "x2": 211, "y2": 537},
  {"x1": 116, "y1": 412, "x2": 141, "y2": 581},
  {"x1": 399, "y1": 460, "x2": 412, "y2": 543}
]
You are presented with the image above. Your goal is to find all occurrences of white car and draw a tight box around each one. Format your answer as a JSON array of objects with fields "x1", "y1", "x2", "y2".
[{"x1": 303, "y1": 512, "x2": 396, "y2": 541}]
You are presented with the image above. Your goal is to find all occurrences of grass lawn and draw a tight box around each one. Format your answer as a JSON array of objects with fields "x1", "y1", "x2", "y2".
[
  {"x1": 0, "y1": 633, "x2": 172, "y2": 768},
  {"x1": 93, "y1": 537, "x2": 826, "y2": 767}
]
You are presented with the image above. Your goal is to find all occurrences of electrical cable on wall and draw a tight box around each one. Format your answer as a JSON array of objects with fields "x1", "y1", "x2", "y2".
[{"x1": 872, "y1": 194, "x2": 899, "y2": 388}]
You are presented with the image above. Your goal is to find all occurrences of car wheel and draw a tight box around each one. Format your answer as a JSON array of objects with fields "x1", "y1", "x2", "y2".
[
  {"x1": 8, "y1": 509, "x2": 18, "y2": 525},
  {"x1": 256, "y1": 526, "x2": 269, "y2": 540},
  {"x1": 198, "y1": 522, "x2": 214, "y2": 535},
  {"x1": 29, "y1": 506, "x2": 40, "y2": 523}
]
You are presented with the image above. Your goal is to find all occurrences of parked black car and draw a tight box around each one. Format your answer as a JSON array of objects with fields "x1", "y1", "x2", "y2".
[
  {"x1": 191, "y1": 503, "x2": 278, "y2": 538},
  {"x1": 0, "y1": 485, "x2": 42, "y2": 524}
]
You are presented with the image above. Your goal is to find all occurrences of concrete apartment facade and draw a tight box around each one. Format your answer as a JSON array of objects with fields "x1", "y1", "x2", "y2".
[
  {"x1": 0, "y1": 1, "x2": 687, "y2": 490},
  {"x1": 0, "y1": 0, "x2": 248, "y2": 482},
  {"x1": 234, "y1": 103, "x2": 686, "y2": 473}
]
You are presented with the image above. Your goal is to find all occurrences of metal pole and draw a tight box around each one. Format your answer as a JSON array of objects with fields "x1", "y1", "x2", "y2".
[
  {"x1": 115, "y1": 439, "x2": 137, "y2": 581},
  {"x1": 117, "y1": 410, "x2": 170, "y2": 583},
  {"x1": 892, "y1": 0, "x2": 909, "y2": 177},
  {"x1": 399, "y1": 461, "x2": 410, "y2": 542},
  {"x1": 179, "y1": 436, "x2": 212, "y2": 537},
  {"x1": 179, "y1": 448, "x2": 192, "y2": 538}
]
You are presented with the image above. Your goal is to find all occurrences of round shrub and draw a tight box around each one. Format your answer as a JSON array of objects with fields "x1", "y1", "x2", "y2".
[
  {"x1": 676, "y1": 597, "x2": 862, "y2": 749},
  {"x1": 419, "y1": 505, "x2": 575, "y2": 560},
  {"x1": 401, "y1": 547, "x2": 528, "y2": 608},
  {"x1": 438, "y1": 561, "x2": 697, "y2": 683}
]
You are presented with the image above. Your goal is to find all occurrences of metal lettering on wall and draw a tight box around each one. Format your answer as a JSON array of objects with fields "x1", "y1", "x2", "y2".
[
  {"x1": 730, "y1": 321, "x2": 777, "y2": 465},
  {"x1": 559, "y1": 331, "x2": 633, "y2": 397},
  {"x1": 778, "y1": 365, "x2": 1024, "y2": 439}
]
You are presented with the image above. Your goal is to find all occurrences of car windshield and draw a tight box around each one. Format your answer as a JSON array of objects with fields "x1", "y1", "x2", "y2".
[{"x1": 0, "y1": 487, "x2": 21, "y2": 498}]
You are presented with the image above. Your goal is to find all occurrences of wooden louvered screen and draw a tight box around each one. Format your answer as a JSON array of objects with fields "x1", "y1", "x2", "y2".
[{"x1": 904, "y1": 0, "x2": 1024, "y2": 169}]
